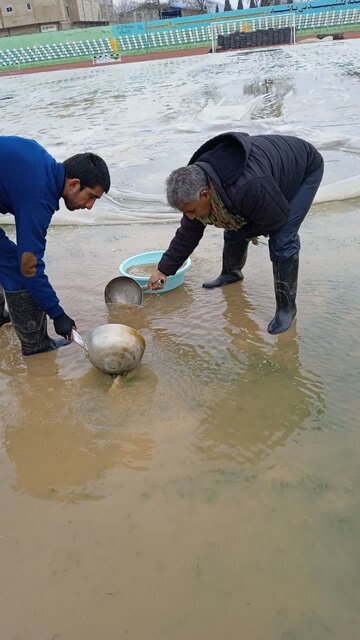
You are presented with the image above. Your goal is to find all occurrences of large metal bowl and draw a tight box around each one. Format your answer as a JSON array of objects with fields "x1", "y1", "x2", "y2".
[{"x1": 86, "y1": 324, "x2": 146, "y2": 375}]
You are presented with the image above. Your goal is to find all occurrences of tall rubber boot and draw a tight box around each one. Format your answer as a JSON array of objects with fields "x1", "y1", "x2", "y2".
[
  {"x1": 0, "y1": 289, "x2": 11, "y2": 328},
  {"x1": 203, "y1": 239, "x2": 249, "y2": 289},
  {"x1": 5, "y1": 289, "x2": 67, "y2": 356},
  {"x1": 267, "y1": 254, "x2": 299, "y2": 335}
]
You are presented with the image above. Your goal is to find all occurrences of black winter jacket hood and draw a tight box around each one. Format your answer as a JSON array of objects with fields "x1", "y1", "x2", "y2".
[{"x1": 188, "y1": 132, "x2": 251, "y2": 187}]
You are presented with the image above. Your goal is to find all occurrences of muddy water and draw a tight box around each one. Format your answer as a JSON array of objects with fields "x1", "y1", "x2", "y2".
[
  {"x1": 1, "y1": 213, "x2": 360, "y2": 639},
  {"x1": 1, "y1": 39, "x2": 360, "y2": 640},
  {"x1": 127, "y1": 263, "x2": 159, "y2": 276}
]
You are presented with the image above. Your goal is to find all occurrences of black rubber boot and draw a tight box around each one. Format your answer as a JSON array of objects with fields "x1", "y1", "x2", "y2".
[
  {"x1": 5, "y1": 289, "x2": 67, "y2": 356},
  {"x1": 203, "y1": 239, "x2": 249, "y2": 289},
  {"x1": 267, "y1": 254, "x2": 299, "y2": 335},
  {"x1": 0, "y1": 289, "x2": 11, "y2": 328}
]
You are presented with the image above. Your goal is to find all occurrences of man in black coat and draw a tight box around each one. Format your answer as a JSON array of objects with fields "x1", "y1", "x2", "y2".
[{"x1": 148, "y1": 132, "x2": 324, "y2": 334}]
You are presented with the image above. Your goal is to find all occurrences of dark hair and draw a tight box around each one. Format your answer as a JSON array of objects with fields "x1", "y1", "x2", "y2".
[{"x1": 63, "y1": 152, "x2": 110, "y2": 193}]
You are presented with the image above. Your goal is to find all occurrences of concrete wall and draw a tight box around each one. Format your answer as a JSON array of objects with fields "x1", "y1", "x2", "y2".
[
  {"x1": 99, "y1": 0, "x2": 116, "y2": 22},
  {"x1": 0, "y1": 0, "x2": 68, "y2": 34},
  {"x1": 68, "y1": 0, "x2": 102, "y2": 23},
  {"x1": 0, "y1": 0, "x2": 111, "y2": 36}
]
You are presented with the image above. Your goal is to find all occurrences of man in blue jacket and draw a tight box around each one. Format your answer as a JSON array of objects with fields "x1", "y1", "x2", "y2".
[
  {"x1": 0, "y1": 136, "x2": 110, "y2": 356},
  {"x1": 148, "y1": 132, "x2": 323, "y2": 334}
]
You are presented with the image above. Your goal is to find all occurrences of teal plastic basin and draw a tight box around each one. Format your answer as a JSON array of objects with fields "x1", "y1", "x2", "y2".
[{"x1": 119, "y1": 251, "x2": 191, "y2": 294}]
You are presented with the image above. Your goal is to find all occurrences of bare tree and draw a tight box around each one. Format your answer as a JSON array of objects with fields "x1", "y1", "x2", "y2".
[
  {"x1": 183, "y1": 0, "x2": 209, "y2": 12},
  {"x1": 147, "y1": 0, "x2": 162, "y2": 18},
  {"x1": 115, "y1": 0, "x2": 163, "y2": 19},
  {"x1": 113, "y1": 0, "x2": 137, "y2": 13}
]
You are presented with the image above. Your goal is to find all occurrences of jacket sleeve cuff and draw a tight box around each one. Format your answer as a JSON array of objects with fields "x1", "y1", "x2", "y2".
[{"x1": 46, "y1": 304, "x2": 64, "y2": 320}]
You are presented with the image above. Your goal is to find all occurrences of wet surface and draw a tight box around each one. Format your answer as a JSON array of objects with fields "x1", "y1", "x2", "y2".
[
  {"x1": 1, "y1": 40, "x2": 360, "y2": 223},
  {"x1": 1, "y1": 217, "x2": 360, "y2": 639},
  {"x1": 1, "y1": 39, "x2": 360, "y2": 640}
]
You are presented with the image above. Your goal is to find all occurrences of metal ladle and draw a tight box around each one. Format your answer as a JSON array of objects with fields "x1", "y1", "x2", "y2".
[{"x1": 104, "y1": 276, "x2": 165, "y2": 306}]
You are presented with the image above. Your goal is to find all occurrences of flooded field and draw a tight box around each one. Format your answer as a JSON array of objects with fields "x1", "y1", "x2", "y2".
[{"x1": 1, "y1": 39, "x2": 360, "y2": 640}]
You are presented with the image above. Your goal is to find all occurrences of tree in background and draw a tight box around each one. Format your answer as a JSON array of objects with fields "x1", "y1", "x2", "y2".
[
  {"x1": 249, "y1": 0, "x2": 256, "y2": 7},
  {"x1": 145, "y1": 0, "x2": 161, "y2": 20},
  {"x1": 237, "y1": 0, "x2": 243, "y2": 8},
  {"x1": 183, "y1": 0, "x2": 209, "y2": 12},
  {"x1": 224, "y1": 0, "x2": 232, "y2": 9},
  {"x1": 114, "y1": 0, "x2": 137, "y2": 16},
  {"x1": 216, "y1": 3, "x2": 219, "y2": 10}
]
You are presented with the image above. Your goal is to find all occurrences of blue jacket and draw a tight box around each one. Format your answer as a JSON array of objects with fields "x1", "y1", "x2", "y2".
[
  {"x1": 0, "y1": 136, "x2": 65, "y2": 318},
  {"x1": 158, "y1": 132, "x2": 323, "y2": 275}
]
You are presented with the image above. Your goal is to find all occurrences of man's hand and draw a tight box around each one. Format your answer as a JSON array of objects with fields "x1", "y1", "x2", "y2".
[
  {"x1": 147, "y1": 270, "x2": 167, "y2": 291},
  {"x1": 53, "y1": 312, "x2": 76, "y2": 341}
]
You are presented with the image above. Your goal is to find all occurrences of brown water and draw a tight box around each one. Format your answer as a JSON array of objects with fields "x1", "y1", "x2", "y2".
[
  {"x1": 127, "y1": 263, "x2": 160, "y2": 277},
  {"x1": 1, "y1": 210, "x2": 360, "y2": 639}
]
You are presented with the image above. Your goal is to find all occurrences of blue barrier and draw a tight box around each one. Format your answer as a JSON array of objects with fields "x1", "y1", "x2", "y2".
[{"x1": 111, "y1": 0, "x2": 360, "y2": 39}]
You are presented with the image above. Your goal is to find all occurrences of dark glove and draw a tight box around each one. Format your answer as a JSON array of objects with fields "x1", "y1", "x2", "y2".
[{"x1": 53, "y1": 312, "x2": 76, "y2": 341}]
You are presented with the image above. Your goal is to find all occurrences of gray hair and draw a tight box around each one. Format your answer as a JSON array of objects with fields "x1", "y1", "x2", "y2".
[{"x1": 166, "y1": 165, "x2": 208, "y2": 210}]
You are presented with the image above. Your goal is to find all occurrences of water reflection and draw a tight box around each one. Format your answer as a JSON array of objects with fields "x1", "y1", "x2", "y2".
[
  {"x1": 3, "y1": 354, "x2": 157, "y2": 502},
  {"x1": 106, "y1": 301, "x2": 148, "y2": 332},
  {"x1": 194, "y1": 286, "x2": 325, "y2": 466},
  {"x1": 146, "y1": 281, "x2": 245, "y2": 388},
  {"x1": 243, "y1": 77, "x2": 294, "y2": 119}
]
